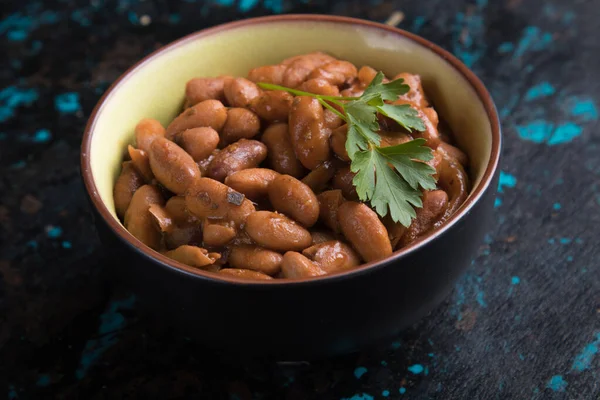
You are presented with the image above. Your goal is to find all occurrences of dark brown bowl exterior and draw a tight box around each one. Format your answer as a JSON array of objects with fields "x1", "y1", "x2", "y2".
[{"x1": 81, "y1": 15, "x2": 501, "y2": 359}]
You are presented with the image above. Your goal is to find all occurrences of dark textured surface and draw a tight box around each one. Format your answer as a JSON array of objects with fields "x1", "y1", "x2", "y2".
[{"x1": 1, "y1": 0, "x2": 599, "y2": 399}]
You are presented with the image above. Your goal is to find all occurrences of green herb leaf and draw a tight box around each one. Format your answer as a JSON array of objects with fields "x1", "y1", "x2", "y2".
[
  {"x1": 377, "y1": 103, "x2": 426, "y2": 132},
  {"x1": 376, "y1": 139, "x2": 437, "y2": 191},
  {"x1": 361, "y1": 72, "x2": 410, "y2": 103}
]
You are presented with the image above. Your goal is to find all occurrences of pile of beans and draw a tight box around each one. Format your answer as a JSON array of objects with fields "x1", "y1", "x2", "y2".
[{"x1": 113, "y1": 52, "x2": 470, "y2": 280}]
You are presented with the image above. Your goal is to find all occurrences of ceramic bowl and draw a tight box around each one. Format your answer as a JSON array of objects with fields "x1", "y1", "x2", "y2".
[{"x1": 81, "y1": 15, "x2": 501, "y2": 359}]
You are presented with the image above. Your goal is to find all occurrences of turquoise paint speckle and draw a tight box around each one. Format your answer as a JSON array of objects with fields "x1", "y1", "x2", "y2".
[
  {"x1": 570, "y1": 333, "x2": 600, "y2": 372},
  {"x1": 168, "y1": 14, "x2": 182, "y2": 24},
  {"x1": 497, "y1": 42, "x2": 514, "y2": 53},
  {"x1": 560, "y1": 238, "x2": 572, "y2": 244},
  {"x1": 62, "y1": 241, "x2": 72, "y2": 249},
  {"x1": 575, "y1": 238, "x2": 583, "y2": 244},
  {"x1": 71, "y1": 10, "x2": 91, "y2": 26},
  {"x1": 567, "y1": 96, "x2": 598, "y2": 122},
  {"x1": 407, "y1": 364, "x2": 424, "y2": 374},
  {"x1": 399, "y1": 387, "x2": 406, "y2": 394},
  {"x1": 567, "y1": 255, "x2": 573, "y2": 262},
  {"x1": 354, "y1": 366, "x2": 368, "y2": 379},
  {"x1": 546, "y1": 375, "x2": 567, "y2": 392},
  {"x1": 494, "y1": 198, "x2": 502, "y2": 208},
  {"x1": 341, "y1": 394, "x2": 374, "y2": 400},
  {"x1": 36, "y1": 374, "x2": 51, "y2": 387},
  {"x1": 214, "y1": 0, "x2": 235, "y2": 5},
  {"x1": 563, "y1": 11, "x2": 575, "y2": 24},
  {"x1": 8, "y1": 385, "x2": 18, "y2": 399},
  {"x1": 127, "y1": 11, "x2": 139, "y2": 25},
  {"x1": 513, "y1": 26, "x2": 553, "y2": 60},
  {"x1": 412, "y1": 16, "x2": 426, "y2": 32},
  {"x1": 498, "y1": 171, "x2": 517, "y2": 193},
  {"x1": 26, "y1": 240, "x2": 38, "y2": 249},
  {"x1": 519, "y1": 353, "x2": 525, "y2": 360},
  {"x1": 390, "y1": 340, "x2": 401, "y2": 350},
  {"x1": 524, "y1": 82, "x2": 555, "y2": 101},
  {"x1": 381, "y1": 390, "x2": 390, "y2": 397},
  {"x1": 0, "y1": 86, "x2": 39, "y2": 122},
  {"x1": 553, "y1": 202, "x2": 561, "y2": 210},
  {"x1": 239, "y1": 0, "x2": 259, "y2": 12},
  {"x1": 511, "y1": 276, "x2": 520, "y2": 285},
  {"x1": 33, "y1": 129, "x2": 51, "y2": 143},
  {"x1": 55, "y1": 92, "x2": 81, "y2": 113},
  {"x1": 476, "y1": 290, "x2": 487, "y2": 307},
  {"x1": 46, "y1": 226, "x2": 62, "y2": 238},
  {"x1": 263, "y1": 0, "x2": 284, "y2": 13},
  {"x1": 75, "y1": 295, "x2": 136, "y2": 379},
  {"x1": 549, "y1": 123, "x2": 582, "y2": 145},
  {"x1": 8, "y1": 30, "x2": 27, "y2": 41},
  {"x1": 381, "y1": 360, "x2": 388, "y2": 366},
  {"x1": 516, "y1": 120, "x2": 553, "y2": 143},
  {"x1": 548, "y1": 238, "x2": 555, "y2": 244},
  {"x1": 428, "y1": 352, "x2": 435, "y2": 357}
]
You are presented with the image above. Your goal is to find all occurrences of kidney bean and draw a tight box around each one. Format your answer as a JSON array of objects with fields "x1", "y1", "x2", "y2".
[
  {"x1": 124, "y1": 185, "x2": 164, "y2": 250},
  {"x1": 128, "y1": 145, "x2": 154, "y2": 182},
  {"x1": 337, "y1": 201, "x2": 392, "y2": 262},
  {"x1": 289, "y1": 96, "x2": 331, "y2": 170},
  {"x1": 268, "y1": 174, "x2": 319, "y2": 227},
  {"x1": 401, "y1": 190, "x2": 449, "y2": 246},
  {"x1": 317, "y1": 189, "x2": 345, "y2": 233},
  {"x1": 228, "y1": 244, "x2": 283, "y2": 276},
  {"x1": 301, "y1": 160, "x2": 337, "y2": 193},
  {"x1": 165, "y1": 224, "x2": 203, "y2": 250},
  {"x1": 297, "y1": 78, "x2": 340, "y2": 96},
  {"x1": 166, "y1": 100, "x2": 227, "y2": 138},
  {"x1": 307, "y1": 60, "x2": 357, "y2": 86},
  {"x1": 281, "y1": 52, "x2": 336, "y2": 87},
  {"x1": 164, "y1": 245, "x2": 220, "y2": 268},
  {"x1": 383, "y1": 214, "x2": 408, "y2": 250},
  {"x1": 135, "y1": 118, "x2": 165, "y2": 153},
  {"x1": 245, "y1": 211, "x2": 312, "y2": 252},
  {"x1": 250, "y1": 91, "x2": 293, "y2": 122},
  {"x1": 281, "y1": 251, "x2": 326, "y2": 278},
  {"x1": 197, "y1": 149, "x2": 219, "y2": 176},
  {"x1": 248, "y1": 64, "x2": 286, "y2": 85},
  {"x1": 310, "y1": 230, "x2": 337, "y2": 245},
  {"x1": 393, "y1": 73, "x2": 429, "y2": 109},
  {"x1": 261, "y1": 123, "x2": 305, "y2": 178},
  {"x1": 332, "y1": 166, "x2": 358, "y2": 200},
  {"x1": 186, "y1": 177, "x2": 255, "y2": 227},
  {"x1": 148, "y1": 203, "x2": 174, "y2": 233},
  {"x1": 176, "y1": 127, "x2": 220, "y2": 162},
  {"x1": 221, "y1": 108, "x2": 261, "y2": 146},
  {"x1": 185, "y1": 76, "x2": 231, "y2": 106},
  {"x1": 324, "y1": 108, "x2": 343, "y2": 130},
  {"x1": 435, "y1": 155, "x2": 469, "y2": 226},
  {"x1": 165, "y1": 195, "x2": 196, "y2": 225},
  {"x1": 114, "y1": 161, "x2": 144, "y2": 219},
  {"x1": 330, "y1": 124, "x2": 350, "y2": 161},
  {"x1": 302, "y1": 240, "x2": 360, "y2": 274},
  {"x1": 438, "y1": 142, "x2": 469, "y2": 167},
  {"x1": 358, "y1": 65, "x2": 377, "y2": 86},
  {"x1": 218, "y1": 268, "x2": 273, "y2": 280},
  {"x1": 148, "y1": 137, "x2": 201, "y2": 195},
  {"x1": 206, "y1": 139, "x2": 267, "y2": 181},
  {"x1": 224, "y1": 168, "x2": 279, "y2": 201},
  {"x1": 203, "y1": 220, "x2": 236, "y2": 247},
  {"x1": 224, "y1": 77, "x2": 262, "y2": 108}
]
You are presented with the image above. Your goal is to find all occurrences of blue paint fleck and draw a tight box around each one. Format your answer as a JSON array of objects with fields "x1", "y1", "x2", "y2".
[
  {"x1": 428, "y1": 353, "x2": 435, "y2": 357},
  {"x1": 550, "y1": 123, "x2": 583, "y2": 145},
  {"x1": 399, "y1": 387, "x2": 406, "y2": 394},
  {"x1": 390, "y1": 340, "x2": 401, "y2": 350},
  {"x1": 354, "y1": 366, "x2": 368, "y2": 379},
  {"x1": 524, "y1": 82, "x2": 555, "y2": 101},
  {"x1": 26, "y1": 240, "x2": 38, "y2": 249},
  {"x1": 0, "y1": 86, "x2": 39, "y2": 122},
  {"x1": 62, "y1": 241, "x2": 72, "y2": 249},
  {"x1": 548, "y1": 238, "x2": 556, "y2": 244},
  {"x1": 8, "y1": 30, "x2": 27, "y2": 41},
  {"x1": 476, "y1": 290, "x2": 487, "y2": 307},
  {"x1": 127, "y1": 11, "x2": 139, "y2": 25},
  {"x1": 341, "y1": 394, "x2": 374, "y2": 400},
  {"x1": 497, "y1": 42, "x2": 514, "y2": 53},
  {"x1": 516, "y1": 120, "x2": 583, "y2": 145},
  {"x1": 546, "y1": 375, "x2": 567, "y2": 392},
  {"x1": 71, "y1": 10, "x2": 91, "y2": 26},
  {"x1": 567, "y1": 96, "x2": 598, "y2": 122},
  {"x1": 575, "y1": 238, "x2": 583, "y2": 244},
  {"x1": 553, "y1": 202, "x2": 561, "y2": 210},
  {"x1": 407, "y1": 364, "x2": 424, "y2": 374},
  {"x1": 519, "y1": 353, "x2": 525, "y2": 360},
  {"x1": 239, "y1": 0, "x2": 259, "y2": 12},
  {"x1": 381, "y1": 390, "x2": 390, "y2": 397},
  {"x1": 451, "y1": 2, "x2": 487, "y2": 68},
  {"x1": 214, "y1": 0, "x2": 235, "y2": 5},
  {"x1": 498, "y1": 171, "x2": 517, "y2": 193},
  {"x1": 563, "y1": 11, "x2": 575, "y2": 24},
  {"x1": 567, "y1": 255, "x2": 573, "y2": 262},
  {"x1": 513, "y1": 26, "x2": 553, "y2": 61},
  {"x1": 46, "y1": 226, "x2": 62, "y2": 238},
  {"x1": 570, "y1": 333, "x2": 600, "y2": 372},
  {"x1": 55, "y1": 92, "x2": 81, "y2": 113},
  {"x1": 494, "y1": 198, "x2": 502, "y2": 208},
  {"x1": 36, "y1": 374, "x2": 51, "y2": 387},
  {"x1": 263, "y1": 0, "x2": 284, "y2": 13},
  {"x1": 168, "y1": 14, "x2": 182, "y2": 24},
  {"x1": 75, "y1": 295, "x2": 136, "y2": 379},
  {"x1": 8, "y1": 385, "x2": 18, "y2": 399},
  {"x1": 33, "y1": 129, "x2": 51, "y2": 143},
  {"x1": 412, "y1": 16, "x2": 426, "y2": 32},
  {"x1": 560, "y1": 238, "x2": 572, "y2": 244},
  {"x1": 511, "y1": 276, "x2": 520, "y2": 285}
]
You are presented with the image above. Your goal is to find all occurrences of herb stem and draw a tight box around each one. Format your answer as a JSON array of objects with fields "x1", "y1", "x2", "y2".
[
  {"x1": 257, "y1": 82, "x2": 359, "y2": 101},
  {"x1": 317, "y1": 98, "x2": 347, "y2": 121}
]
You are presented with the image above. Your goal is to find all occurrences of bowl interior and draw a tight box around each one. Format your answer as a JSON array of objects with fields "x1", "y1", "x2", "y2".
[{"x1": 87, "y1": 17, "x2": 493, "y2": 247}]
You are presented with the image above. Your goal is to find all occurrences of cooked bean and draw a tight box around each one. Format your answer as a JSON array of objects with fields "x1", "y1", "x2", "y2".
[
  {"x1": 166, "y1": 100, "x2": 227, "y2": 138},
  {"x1": 332, "y1": 166, "x2": 358, "y2": 200},
  {"x1": 245, "y1": 211, "x2": 312, "y2": 252},
  {"x1": 165, "y1": 224, "x2": 203, "y2": 250},
  {"x1": 330, "y1": 124, "x2": 350, "y2": 161},
  {"x1": 124, "y1": 185, "x2": 164, "y2": 250},
  {"x1": 185, "y1": 76, "x2": 230, "y2": 106},
  {"x1": 203, "y1": 221, "x2": 236, "y2": 247},
  {"x1": 165, "y1": 195, "x2": 196, "y2": 225},
  {"x1": 135, "y1": 118, "x2": 165, "y2": 153},
  {"x1": 281, "y1": 251, "x2": 325, "y2": 278},
  {"x1": 221, "y1": 108, "x2": 261, "y2": 145},
  {"x1": 224, "y1": 77, "x2": 262, "y2": 108},
  {"x1": 358, "y1": 65, "x2": 377, "y2": 86},
  {"x1": 324, "y1": 108, "x2": 343, "y2": 130},
  {"x1": 401, "y1": 190, "x2": 449, "y2": 246},
  {"x1": 289, "y1": 96, "x2": 331, "y2": 170},
  {"x1": 164, "y1": 245, "x2": 219, "y2": 268},
  {"x1": 393, "y1": 73, "x2": 429, "y2": 108},
  {"x1": 383, "y1": 214, "x2": 408, "y2": 250},
  {"x1": 436, "y1": 155, "x2": 470, "y2": 226},
  {"x1": 379, "y1": 131, "x2": 413, "y2": 147},
  {"x1": 248, "y1": 64, "x2": 286, "y2": 85},
  {"x1": 317, "y1": 189, "x2": 345, "y2": 233},
  {"x1": 281, "y1": 51, "x2": 336, "y2": 66},
  {"x1": 207, "y1": 139, "x2": 267, "y2": 181},
  {"x1": 197, "y1": 149, "x2": 219, "y2": 176},
  {"x1": 268, "y1": 174, "x2": 319, "y2": 227},
  {"x1": 302, "y1": 240, "x2": 360, "y2": 274},
  {"x1": 114, "y1": 161, "x2": 144, "y2": 219},
  {"x1": 186, "y1": 177, "x2": 255, "y2": 227},
  {"x1": 297, "y1": 78, "x2": 340, "y2": 96},
  {"x1": 148, "y1": 137, "x2": 201, "y2": 195},
  {"x1": 310, "y1": 230, "x2": 337, "y2": 245},
  {"x1": 308, "y1": 61, "x2": 357, "y2": 86},
  {"x1": 250, "y1": 91, "x2": 294, "y2": 122},
  {"x1": 438, "y1": 142, "x2": 469, "y2": 167},
  {"x1": 281, "y1": 52, "x2": 336, "y2": 87},
  {"x1": 176, "y1": 127, "x2": 220, "y2": 162},
  {"x1": 229, "y1": 244, "x2": 283, "y2": 275},
  {"x1": 224, "y1": 168, "x2": 279, "y2": 201},
  {"x1": 218, "y1": 268, "x2": 273, "y2": 280},
  {"x1": 148, "y1": 203, "x2": 174, "y2": 233},
  {"x1": 261, "y1": 123, "x2": 305, "y2": 178},
  {"x1": 338, "y1": 201, "x2": 392, "y2": 262},
  {"x1": 301, "y1": 160, "x2": 337, "y2": 193},
  {"x1": 128, "y1": 145, "x2": 154, "y2": 182}
]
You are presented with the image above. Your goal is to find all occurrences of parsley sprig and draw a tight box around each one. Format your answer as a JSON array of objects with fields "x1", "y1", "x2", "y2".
[{"x1": 258, "y1": 72, "x2": 436, "y2": 227}]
